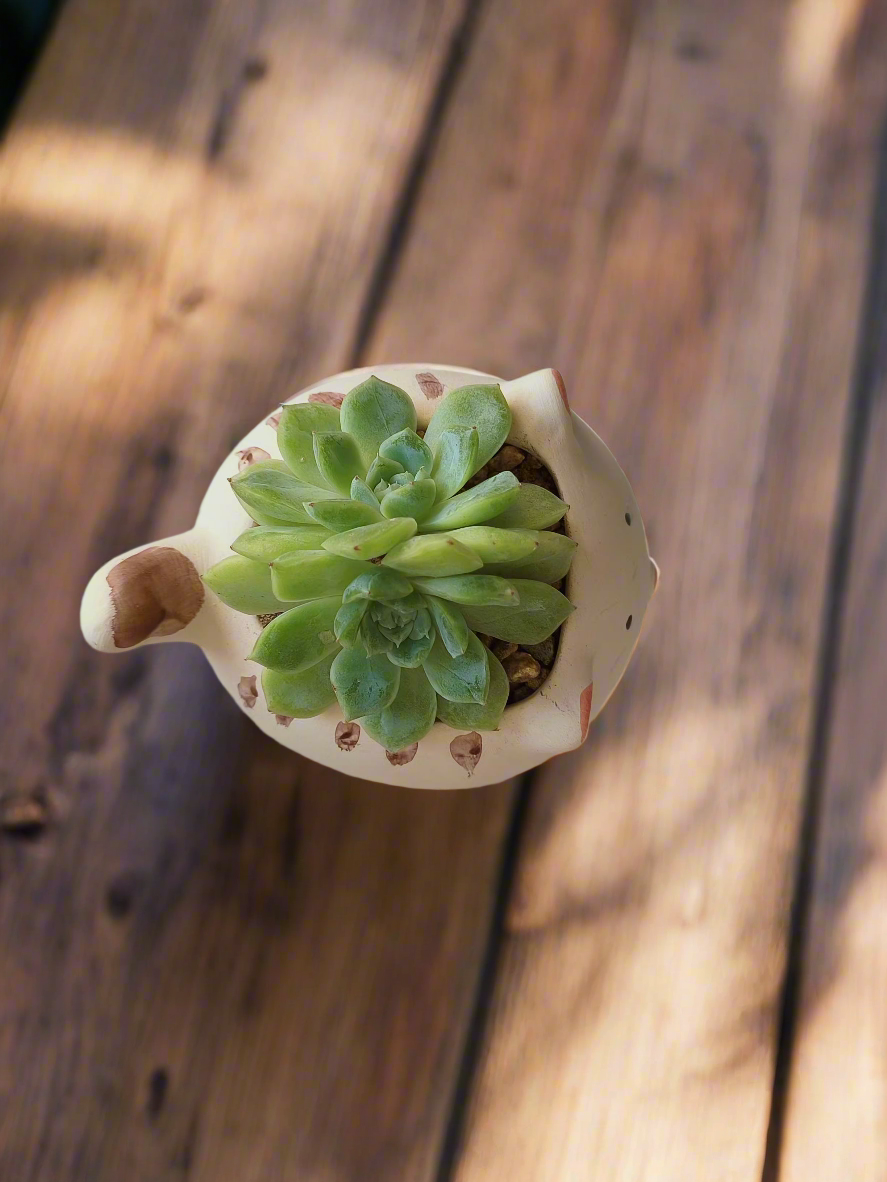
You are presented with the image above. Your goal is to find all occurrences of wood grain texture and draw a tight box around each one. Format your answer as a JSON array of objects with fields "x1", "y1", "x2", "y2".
[
  {"x1": 372, "y1": 0, "x2": 887, "y2": 1178},
  {"x1": 779, "y1": 9, "x2": 887, "y2": 1178},
  {"x1": 0, "y1": 2, "x2": 521, "y2": 1179}
]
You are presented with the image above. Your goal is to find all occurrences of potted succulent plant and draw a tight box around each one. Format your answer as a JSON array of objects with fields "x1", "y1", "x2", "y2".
[{"x1": 81, "y1": 365, "x2": 656, "y2": 788}]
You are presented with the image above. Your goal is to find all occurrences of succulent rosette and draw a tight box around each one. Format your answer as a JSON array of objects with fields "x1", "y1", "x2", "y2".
[{"x1": 202, "y1": 377, "x2": 576, "y2": 752}]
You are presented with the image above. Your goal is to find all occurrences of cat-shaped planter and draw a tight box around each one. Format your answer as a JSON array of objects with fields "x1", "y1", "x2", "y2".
[{"x1": 81, "y1": 366, "x2": 656, "y2": 788}]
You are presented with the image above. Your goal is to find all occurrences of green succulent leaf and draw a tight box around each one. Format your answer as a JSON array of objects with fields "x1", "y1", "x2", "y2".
[
  {"x1": 262, "y1": 651, "x2": 338, "y2": 718},
  {"x1": 271, "y1": 551, "x2": 370, "y2": 601},
  {"x1": 361, "y1": 665, "x2": 437, "y2": 750},
  {"x1": 485, "y1": 483, "x2": 569, "y2": 529},
  {"x1": 277, "y1": 403, "x2": 341, "y2": 486},
  {"x1": 424, "y1": 384, "x2": 512, "y2": 475},
  {"x1": 250, "y1": 598, "x2": 341, "y2": 673},
  {"x1": 380, "y1": 477, "x2": 437, "y2": 521},
  {"x1": 422, "y1": 594, "x2": 470, "y2": 657},
  {"x1": 484, "y1": 530, "x2": 577, "y2": 583},
  {"x1": 386, "y1": 631, "x2": 435, "y2": 668},
  {"x1": 340, "y1": 375, "x2": 417, "y2": 468},
  {"x1": 203, "y1": 555, "x2": 291, "y2": 614},
  {"x1": 312, "y1": 431, "x2": 365, "y2": 494},
  {"x1": 360, "y1": 613, "x2": 391, "y2": 655},
  {"x1": 366, "y1": 456, "x2": 404, "y2": 487},
  {"x1": 431, "y1": 426, "x2": 479, "y2": 502},
  {"x1": 410, "y1": 574, "x2": 519, "y2": 607},
  {"x1": 459, "y1": 579, "x2": 574, "y2": 643},
  {"x1": 322, "y1": 516, "x2": 416, "y2": 560},
  {"x1": 350, "y1": 476, "x2": 381, "y2": 510},
  {"x1": 422, "y1": 630, "x2": 489, "y2": 705},
  {"x1": 303, "y1": 499, "x2": 382, "y2": 530},
  {"x1": 436, "y1": 649, "x2": 508, "y2": 731},
  {"x1": 342, "y1": 567, "x2": 414, "y2": 603},
  {"x1": 334, "y1": 599, "x2": 368, "y2": 647},
  {"x1": 381, "y1": 534, "x2": 482, "y2": 577},
  {"x1": 231, "y1": 525, "x2": 332, "y2": 562},
  {"x1": 230, "y1": 460, "x2": 336, "y2": 526},
  {"x1": 330, "y1": 646, "x2": 401, "y2": 721},
  {"x1": 420, "y1": 471, "x2": 520, "y2": 531},
  {"x1": 444, "y1": 525, "x2": 538, "y2": 565},
  {"x1": 379, "y1": 428, "x2": 432, "y2": 476}
]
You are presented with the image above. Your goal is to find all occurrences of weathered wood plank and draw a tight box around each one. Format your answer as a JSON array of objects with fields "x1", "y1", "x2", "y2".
[
  {"x1": 778, "y1": 13, "x2": 887, "y2": 1178},
  {"x1": 372, "y1": 0, "x2": 887, "y2": 1178},
  {"x1": 0, "y1": 2, "x2": 523, "y2": 1180}
]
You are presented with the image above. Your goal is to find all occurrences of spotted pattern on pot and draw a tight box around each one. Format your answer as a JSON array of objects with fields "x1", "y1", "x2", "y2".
[
  {"x1": 335, "y1": 721, "x2": 360, "y2": 751},
  {"x1": 450, "y1": 732, "x2": 482, "y2": 775},
  {"x1": 579, "y1": 682, "x2": 594, "y2": 742},
  {"x1": 236, "y1": 446, "x2": 271, "y2": 471},
  {"x1": 386, "y1": 744, "x2": 419, "y2": 766},
  {"x1": 416, "y1": 371, "x2": 444, "y2": 399}
]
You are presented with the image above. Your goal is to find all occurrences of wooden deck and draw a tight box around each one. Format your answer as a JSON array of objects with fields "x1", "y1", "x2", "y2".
[{"x1": 1, "y1": 1, "x2": 886, "y2": 1178}]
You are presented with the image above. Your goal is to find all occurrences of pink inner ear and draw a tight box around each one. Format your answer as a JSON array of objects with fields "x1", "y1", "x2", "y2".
[
  {"x1": 552, "y1": 369, "x2": 569, "y2": 410},
  {"x1": 579, "y1": 682, "x2": 594, "y2": 742}
]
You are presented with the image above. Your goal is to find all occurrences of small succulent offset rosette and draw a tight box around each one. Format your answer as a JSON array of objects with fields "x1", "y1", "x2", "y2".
[{"x1": 81, "y1": 365, "x2": 657, "y2": 788}]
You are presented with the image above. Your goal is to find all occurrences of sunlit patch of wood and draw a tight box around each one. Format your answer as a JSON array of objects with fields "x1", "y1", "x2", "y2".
[{"x1": 785, "y1": 0, "x2": 865, "y2": 96}]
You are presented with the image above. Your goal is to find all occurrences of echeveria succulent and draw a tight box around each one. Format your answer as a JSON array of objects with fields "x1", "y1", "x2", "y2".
[{"x1": 202, "y1": 377, "x2": 577, "y2": 752}]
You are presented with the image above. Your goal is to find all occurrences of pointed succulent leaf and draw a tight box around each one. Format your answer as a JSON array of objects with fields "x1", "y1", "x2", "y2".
[
  {"x1": 342, "y1": 567, "x2": 413, "y2": 603},
  {"x1": 203, "y1": 555, "x2": 290, "y2": 614},
  {"x1": 303, "y1": 499, "x2": 382, "y2": 530},
  {"x1": 340, "y1": 375, "x2": 417, "y2": 467},
  {"x1": 231, "y1": 460, "x2": 336, "y2": 526},
  {"x1": 322, "y1": 516, "x2": 416, "y2": 560},
  {"x1": 231, "y1": 525, "x2": 332, "y2": 562},
  {"x1": 410, "y1": 607, "x2": 433, "y2": 639},
  {"x1": 484, "y1": 530, "x2": 577, "y2": 582},
  {"x1": 361, "y1": 666, "x2": 437, "y2": 750},
  {"x1": 334, "y1": 599, "x2": 368, "y2": 647},
  {"x1": 485, "y1": 483, "x2": 569, "y2": 529},
  {"x1": 422, "y1": 630, "x2": 489, "y2": 704},
  {"x1": 382, "y1": 534, "x2": 482, "y2": 577},
  {"x1": 277, "y1": 403, "x2": 340, "y2": 485},
  {"x1": 420, "y1": 471, "x2": 520, "y2": 531},
  {"x1": 271, "y1": 551, "x2": 370, "y2": 601},
  {"x1": 410, "y1": 574, "x2": 519, "y2": 607},
  {"x1": 312, "y1": 431, "x2": 364, "y2": 494},
  {"x1": 424, "y1": 384, "x2": 511, "y2": 475},
  {"x1": 366, "y1": 456, "x2": 404, "y2": 487},
  {"x1": 250, "y1": 598, "x2": 341, "y2": 672},
  {"x1": 389, "y1": 471, "x2": 413, "y2": 487},
  {"x1": 386, "y1": 631, "x2": 435, "y2": 668},
  {"x1": 436, "y1": 649, "x2": 509, "y2": 731},
  {"x1": 350, "y1": 476, "x2": 381, "y2": 510},
  {"x1": 379, "y1": 428, "x2": 432, "y2": 476},
  {"x1": 445, "y1": 526, "x2": 537, "y2": 565},
  {"x1": 262, "y1": 651, "x2": 338, "y2": 718},
  {"x1": 460, "y1": 579, "x2": 574, "y2": 643},
  {"x1": 330, "y1": 647, "x2": 401, "y2": 721},
  {"x1": 380, "y1": 478, "x2": 437, "y2": 521},
  {"x1": 360, "y1": 613, "x2": 391, "y2": 655},
  {"x1": 422, "y1": 594, "x2": 470, "y2": 657},
  {"x1": 431, "y1": 426, "x2": 479, "y2": 502}
]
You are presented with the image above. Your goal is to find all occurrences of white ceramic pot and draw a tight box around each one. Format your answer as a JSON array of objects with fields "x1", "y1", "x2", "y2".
[{"x1": 81, "y1": 365, "x2": 656, "y2": 788}]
